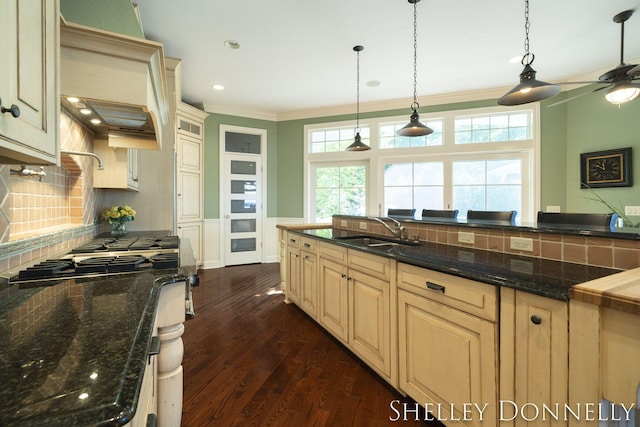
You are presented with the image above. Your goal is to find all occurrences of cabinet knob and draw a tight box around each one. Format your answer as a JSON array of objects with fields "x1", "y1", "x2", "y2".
[
  {"x1": 0, "y1": 98, "x2": 20, "y2": 118},
  {"x1": 530, "y1": 315, "x2": 542, "y2": 325}
]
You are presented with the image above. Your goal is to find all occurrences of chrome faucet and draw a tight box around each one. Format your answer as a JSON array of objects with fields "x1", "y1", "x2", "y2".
[{"x1": 368, "y1": 216, "x2": 408, "y2": 240}]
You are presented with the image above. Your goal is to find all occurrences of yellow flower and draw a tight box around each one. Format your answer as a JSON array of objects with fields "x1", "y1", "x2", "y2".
[{"x1": 102, "y1": 205, "x2": 136, "y2": 224}]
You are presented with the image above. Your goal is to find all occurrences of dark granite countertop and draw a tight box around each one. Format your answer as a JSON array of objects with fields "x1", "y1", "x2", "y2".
[
  {"x1": 294, "y1": 228, "x2": 621, "y2": 301},
  {"x1": 0, "y1": 241, "x2": 196, "y2": 427}
]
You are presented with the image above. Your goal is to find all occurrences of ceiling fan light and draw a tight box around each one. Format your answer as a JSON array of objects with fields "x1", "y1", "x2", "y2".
[
  {"x1": 605, "y1": 82, "x2": 640, "y2": 104},
  {"x1": 498, "y1": 64, "x2": 561, "y2": 105},
  {"x1": 397, "y1": 109, "x2": 434, "y2": 137},
  {"x1": 346, "y1": 132, "x2": 371, "y2": 151}
]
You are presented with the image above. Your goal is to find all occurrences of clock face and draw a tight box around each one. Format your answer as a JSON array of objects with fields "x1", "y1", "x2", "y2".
[{"x1": 587, "y1": 155, "x2": 623, "y2": 183}]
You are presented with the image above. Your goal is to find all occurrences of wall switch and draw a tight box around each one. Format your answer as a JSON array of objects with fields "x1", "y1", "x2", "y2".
[
  {"x1": 458, "y1": 231, "x2": 475, "y2": 244},
  {"x1": 359, "y1": 222, "x2": 368, "y2": 230},
  {"x1": 624, "y1": 206, "x2": 640, "y2": 216},
  {"x1": 340, "y1": 220, "x2": 347, "y2": 227},
  {"x1": 510, "y1": 236, "x2": 534, "y2": 252},
  {"x1": 546, "y1": 205, "x2": 561, "y2": 213}
]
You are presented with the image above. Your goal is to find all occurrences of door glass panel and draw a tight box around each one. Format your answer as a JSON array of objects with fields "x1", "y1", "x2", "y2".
[
  {"x1": 231, "y1": 199, "x2": 256, "y2": 213},
  {"x1": 226, "y1": 132, "x2": 261, "y2": 154},
  {"x1": 231, "y1": 160, "x2": 256, "y2": 175},
  {"x1": 231, "y1": 238, "x2": 256, "y2": 252},
  {"x1": 231, "y1": 180, "x2": 256, "y2": 194},
  {"x1": 231, "y1": 219, "x2": 256, "y2": 233}
]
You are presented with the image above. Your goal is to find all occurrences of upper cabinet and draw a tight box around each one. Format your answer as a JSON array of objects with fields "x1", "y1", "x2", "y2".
[
  {"x1": 59, "y1": 19, "x2": 169, "y2": 151},
  {"x1": 0, "y1": 0, "x2": 59, "y2": 165}
]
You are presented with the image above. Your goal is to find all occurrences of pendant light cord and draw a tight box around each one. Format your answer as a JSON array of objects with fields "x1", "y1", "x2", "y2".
[
  {"x1": 356, "y1": 47, "x2": 360, "y2": 132},
  {"x1": 411, "y1": 0, "x2": 419, "y2": 110},
  {"x1": 522, "y1": 0, "x2": 534, "y2": 66}
]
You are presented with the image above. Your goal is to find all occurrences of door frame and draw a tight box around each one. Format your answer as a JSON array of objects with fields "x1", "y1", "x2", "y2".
[{"x1": 219, "y1": 124, "x2": 267, "y2": 266}]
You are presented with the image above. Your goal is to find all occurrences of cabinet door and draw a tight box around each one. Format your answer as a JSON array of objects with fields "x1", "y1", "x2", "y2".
[
  {"x1": 500, "y1": 288, "x2": 568, "y2": 427},
  {"x1": 176, "y1": 133, "x2": 202, "y2": 223},
  {"x1": 177, "y1": 222, "x2": 202, "y2": 266},
  {"x1": 127, "y1": 149, "x2": 139, "y2": 190},
  {"x1": 318, "y1": 256, "x2": 349, "y2": 343},
  {"x1": 349, "y1": 268, "x2": 391, "y2": 378},
  {"x1": 399, "y1": 289, "x2": 498, "y2": 426},
  {"x1": 0, "y1": 0, "x2": 58, "y2": 164},
  {"x1": 300, "y1": 251, "x2": 317, "y2": 318},
  {"x1": 287, "y1": 246, "x2": 301, "y2": 304}
]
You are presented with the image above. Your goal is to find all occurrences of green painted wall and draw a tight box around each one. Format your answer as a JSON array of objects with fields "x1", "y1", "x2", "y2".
[
  {"x1": 564, "y1": 85, "x2": 640, "y2": 214},
  {"x1": 203, "y1": 114, "x2": 279, "y2": 219},
  {"x1": 539, "y1": 94, "x2": 568, "y2": 210},
  {"x1": 60, "y1": 0, "x2": 144, "y2": 38}
]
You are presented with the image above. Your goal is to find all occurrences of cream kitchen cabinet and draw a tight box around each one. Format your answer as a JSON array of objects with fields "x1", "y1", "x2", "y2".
[
  {"x1": 176, "y1": 103, "x2": 207, "y2": 266},
  {"x1": 286, "y1": 233, "x2": 318, "y2": 317},
  {"x1": 318, "y1": 242, "x2": 349, "y2": 343},
  {"x1": 317, "y1": 241, "x2": 396, "y2": 385},
  {"x1": 397, "y1": 262, "x2": 498, "y2": 426},
  {"x1": 500, "y1": 287, "x2": 568, "y2": 427},
  {"x1": 286, "y1": 234, "x2": 302, "y2": 304},
  {"x1": 0, "y1": 0, "x2": 59, "y2": 165},
  {"x1": 93, "y1": 138, "x2": 139, "y2": 191}
]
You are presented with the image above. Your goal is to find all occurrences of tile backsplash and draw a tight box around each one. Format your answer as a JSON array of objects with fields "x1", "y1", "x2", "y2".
[{"x1": 0, "y1": 112, "x2": 103, "y2": 275}]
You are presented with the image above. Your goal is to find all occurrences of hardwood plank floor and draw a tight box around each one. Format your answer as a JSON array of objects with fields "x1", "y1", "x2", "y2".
[{"x1": 181, "y1": 263, "x2": 441, "y2": 426}]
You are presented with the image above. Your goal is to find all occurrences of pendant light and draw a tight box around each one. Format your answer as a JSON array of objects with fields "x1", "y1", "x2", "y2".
[
  {"x1": 497, "y1": 0, "x2": 560, "y2": 106},
  {"x1": 397, "y1": 0, "x2": 433, "y2": 137},
  {"x1": 346, "y1": 45, "x2": 371, "y2": 151}
]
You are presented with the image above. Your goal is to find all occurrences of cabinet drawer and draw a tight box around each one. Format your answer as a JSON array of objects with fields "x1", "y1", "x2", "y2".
[
  {"x1": 319, "y1": 241, "x2": 348, "y2": 264},
  {"x1": 398, "y1": 263, "x2": 498, "y2": 322},
  {"x1": 299, "y1": 236, "x2": 317, "y2": 253},
  {"x1": 348, "y1": 249, "x2": 392, "y2": 281},
  {"x1": 287, "y1": 233, "x2": 301, "y2": 248}
]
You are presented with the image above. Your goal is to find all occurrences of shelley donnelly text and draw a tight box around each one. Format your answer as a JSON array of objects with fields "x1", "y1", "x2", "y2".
[{"x1": 389, "y1": 400, "x2": 637, "y2": 422}]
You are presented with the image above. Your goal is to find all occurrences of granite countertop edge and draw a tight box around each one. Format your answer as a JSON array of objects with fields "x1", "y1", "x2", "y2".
[{"x1": 288, "y1": 227, "x2": 623, "y2": 302}]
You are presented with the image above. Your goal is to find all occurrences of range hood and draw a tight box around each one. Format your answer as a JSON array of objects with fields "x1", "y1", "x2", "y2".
[{"x1": 60, "y1": 19, "x2": 169, "y2": 150}]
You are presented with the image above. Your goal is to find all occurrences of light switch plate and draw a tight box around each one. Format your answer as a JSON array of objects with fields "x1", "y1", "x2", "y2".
[
  {"x1": 458, "y1": 231, "x2": 475, "y2": 244},
  {"x1": 510, "y1": 236, "x2": 533, "y2": 252},
  {"x1": 359, "y1": 222, "x2": 368, "y2": 230},
  {"x1": 340, "y1": 220, "x2": 347, "y2": 227}
]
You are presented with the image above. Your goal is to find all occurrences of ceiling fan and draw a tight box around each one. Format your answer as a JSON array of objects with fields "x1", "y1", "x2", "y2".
[{"x1": 547, "y1": 9, "x2": 640, "y2": 107}]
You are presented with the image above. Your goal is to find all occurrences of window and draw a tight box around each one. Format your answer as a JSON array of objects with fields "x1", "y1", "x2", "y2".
[
  {"x1": 305, "y1": 105, "x2": 538, "y2": 223},
  {"x1": 312, "y1": 164, "x2": 367, "y2": 223},
  {"x1": 454, "y1": 111, "x2": 530, "y2": 144},
  {"x1": 379, "y1": 119, "x2": 444, "y2": 148},
  {"x1": 310, "y1": 126, "x2": 370, "y2": 153},
  {"x1": 384, "y1": 162, "x2": 444, "y2": 212}
]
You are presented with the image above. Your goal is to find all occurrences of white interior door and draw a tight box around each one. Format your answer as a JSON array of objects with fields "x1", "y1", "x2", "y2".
[{"x1": 221, "y1": 127, "x2": 265, "y2": 266}]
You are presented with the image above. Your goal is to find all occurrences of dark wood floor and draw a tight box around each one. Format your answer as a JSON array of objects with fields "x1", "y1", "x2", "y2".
[{"x1": 181, "y1": 263, "x2": 440, "y2": 426}]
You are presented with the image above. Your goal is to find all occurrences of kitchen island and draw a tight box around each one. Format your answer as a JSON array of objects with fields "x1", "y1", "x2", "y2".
[
  {"x1": 0, "y1": 238, "x2": 197, "y2": 427},
  {"x1": 278, "y1": 216, "x2": 640, "y2": 426}
]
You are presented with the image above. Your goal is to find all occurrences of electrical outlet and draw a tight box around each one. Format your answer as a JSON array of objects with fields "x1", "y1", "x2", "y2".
[
  {"x1": 359, "y1": 222, "x2": 368, "y2": 230},
  {"x1": 458, "y1": 231, "x2": 475, "y2": 244},
  {"x1": 624, "y1": 206, "x2": 640, "y2": 216},
  {"x1": 510, "y1": 236, "x2": 533, "y2": 252},
  {"x1": 340, "y1": 220, "x2": 347, "y2": 227},
  {"x1": 546, "y1": 205, "x2": 561, "y2": 213}
]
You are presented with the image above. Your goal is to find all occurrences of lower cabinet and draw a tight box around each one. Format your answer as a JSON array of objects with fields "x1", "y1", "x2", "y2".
[
  {"x1": 499, "y1": 287, "x2": 568, "y2": 427},
  {"x1": 286, "y1": 233, "x2": 318, "y2": 318},
  {"x1": 397, "y1": 263, "x2": 498, "y2": 426},
  {"x1": 317, "y1": 242, "x2": 396, "y2": 386}
]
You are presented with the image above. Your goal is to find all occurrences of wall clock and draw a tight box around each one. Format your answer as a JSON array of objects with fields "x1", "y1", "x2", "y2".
[{"x1": 580, "y1": 147, "x2": 633, "y2": 188}]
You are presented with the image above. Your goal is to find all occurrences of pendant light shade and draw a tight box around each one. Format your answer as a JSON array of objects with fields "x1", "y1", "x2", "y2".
[
  {"x1": 498, "y1": 0, "x2": 560, "y2": 106},
  {"x1": 397, "y1": 0, "x2": 432, "y2": 137},
  {"x1": 346, "y1": 45, "x2": 371, "y2": 151}
]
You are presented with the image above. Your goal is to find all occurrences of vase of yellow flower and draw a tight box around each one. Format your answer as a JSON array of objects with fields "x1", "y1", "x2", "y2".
[{"x1": 103, "y1": 205, "x2": 136, "y2": 238}]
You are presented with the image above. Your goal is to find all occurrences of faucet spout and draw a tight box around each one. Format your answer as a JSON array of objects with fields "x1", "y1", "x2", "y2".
[
  {"x1": 368, "y1": 216, "x2": 407, "y2": 240},
  {"x1": 60, "y1": 150, "x2": 104, "y2": 170}
]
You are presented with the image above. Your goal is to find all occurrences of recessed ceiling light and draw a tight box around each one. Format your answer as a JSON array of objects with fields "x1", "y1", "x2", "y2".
[
  {"x1": 212, "y1": 84, "x2": 225, "y2": 91},
  {"x1": 67, "y1": 96, "x2": 80, "y2": 103},
  {"x1": 224, "y1": 40, "x2": 240, "y2": 49},
  {"x1": 79, "y1": 108, "x2": 92, "y2": 115},
  {"x1": 366, "y1": 80, "x2": 381, "y2": 87},
  {"x1": 90, "y1": 118, "x2": 102, "y2": 124}
]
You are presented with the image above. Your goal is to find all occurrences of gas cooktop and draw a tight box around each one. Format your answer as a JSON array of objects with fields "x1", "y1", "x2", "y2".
[{"x1": 9, "y1": 236, "x2": 181, "y2": 284}]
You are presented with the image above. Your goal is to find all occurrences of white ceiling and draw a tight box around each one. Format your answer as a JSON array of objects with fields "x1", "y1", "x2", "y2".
[{"x1": 132, "y1": 0, "x2": 640, "y2": 119}]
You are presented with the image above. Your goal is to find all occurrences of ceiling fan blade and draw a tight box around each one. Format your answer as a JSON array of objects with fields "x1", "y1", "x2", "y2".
[
  {"x1": 553, "y1": 81, "x2": 602, "y2": 85},
  {"x1": 546, "y1": 88, "x2": 600, "y2": 108},
  {"x1": 629, "y1": 64, "x2": 640, "y2": 76}
]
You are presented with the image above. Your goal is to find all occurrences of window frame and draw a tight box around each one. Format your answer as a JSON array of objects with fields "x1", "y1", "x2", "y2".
[{"x1": 304, "y1": 104, "x2": 540, "y2": 223}]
